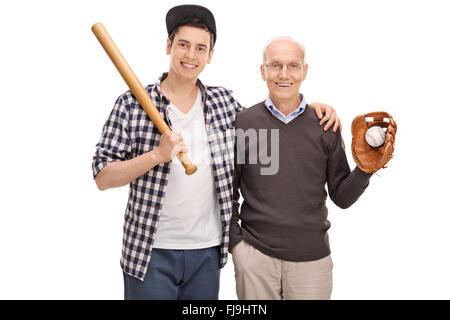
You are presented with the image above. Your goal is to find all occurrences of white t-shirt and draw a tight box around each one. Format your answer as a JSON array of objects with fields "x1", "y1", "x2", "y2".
[{"x1": 152, "y1": 88, "x2": 222, "y2": 249}]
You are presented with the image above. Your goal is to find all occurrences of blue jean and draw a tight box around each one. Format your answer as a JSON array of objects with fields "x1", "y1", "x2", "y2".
[{"x1": 123, "y1": 246, "x2": 220, "y2": 300}]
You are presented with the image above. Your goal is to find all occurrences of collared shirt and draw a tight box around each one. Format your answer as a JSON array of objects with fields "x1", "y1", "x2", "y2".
[
  {"x1": 264, "y1": 94, "x2": 306, "y2": 124},
  {"x1": 92, "y1": 73, "x2": 243, "y2": 281}
]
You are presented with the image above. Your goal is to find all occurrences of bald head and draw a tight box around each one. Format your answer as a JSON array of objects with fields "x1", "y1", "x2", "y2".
[{"x1": 262, "y1": 36, "x2": 306, "y2": 64}]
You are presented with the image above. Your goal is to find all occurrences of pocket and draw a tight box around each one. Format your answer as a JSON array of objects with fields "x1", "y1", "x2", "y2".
[
  {"x1": 231, "y1": 240, "x2": 247, "y2": 268},
  {"x1": 313, "y1": 254, "x2": 333, "y2": 272},
  {"x1": 212, "y1": 121, "x2": 235, "y2": 132},
  {"x1": 232, "y1": 240, "x2": 244, "y2": 255},
  {"x1": 327, "y1": 255, "x2": 334, "y2": 270},
  {"x1": 202, "y1": 246, "x2": 221, "y2": 272}
]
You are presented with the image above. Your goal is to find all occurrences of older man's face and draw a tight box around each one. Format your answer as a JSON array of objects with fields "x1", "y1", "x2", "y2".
[{"x1": 261, "y1": 40, "x2": 308, "y2": 103}]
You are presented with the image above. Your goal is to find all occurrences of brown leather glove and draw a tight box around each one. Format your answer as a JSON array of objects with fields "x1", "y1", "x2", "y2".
[{"x1": 351, "y1": 112, "x2": 397, "y2": 173}]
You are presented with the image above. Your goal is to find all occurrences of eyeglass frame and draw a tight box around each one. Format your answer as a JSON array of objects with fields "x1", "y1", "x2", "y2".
[{"x1": 264, "y1": 61, "x2": 304, "y2": 73}]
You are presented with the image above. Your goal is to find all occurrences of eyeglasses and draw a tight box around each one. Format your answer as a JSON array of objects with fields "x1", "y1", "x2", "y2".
[{"x1": 265, "y1": 61, "x2": 303, "y2": 72}]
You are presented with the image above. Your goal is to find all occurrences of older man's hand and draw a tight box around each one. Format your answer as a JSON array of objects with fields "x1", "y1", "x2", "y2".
[{"x1": 309, "y1": 102, "x2": 342, "y2": 132}]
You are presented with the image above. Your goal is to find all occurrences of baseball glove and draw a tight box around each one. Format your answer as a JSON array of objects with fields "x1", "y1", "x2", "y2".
[{"x1": 351, "y1": 111, "x2": 397, "y2": 173}]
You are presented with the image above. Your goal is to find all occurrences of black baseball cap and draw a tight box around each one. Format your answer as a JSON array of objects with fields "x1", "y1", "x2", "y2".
[{"x1": 166, "y1": 5, "x2": 216, "y2": 44}]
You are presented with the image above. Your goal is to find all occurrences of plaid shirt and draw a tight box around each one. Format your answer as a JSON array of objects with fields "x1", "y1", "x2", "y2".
[{"x1": 92, "y1": 73, "x2": 243, "y2": 281}]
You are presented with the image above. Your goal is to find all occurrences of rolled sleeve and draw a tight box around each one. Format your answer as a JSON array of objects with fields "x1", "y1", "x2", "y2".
[{"x1": 92, "y1": 97, "x2": 132, "y2": 179}]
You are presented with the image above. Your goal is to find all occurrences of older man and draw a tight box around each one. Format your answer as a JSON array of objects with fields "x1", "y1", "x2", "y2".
[{"x1": 229, "y1": 37, "x2": 373, "y2": 300}]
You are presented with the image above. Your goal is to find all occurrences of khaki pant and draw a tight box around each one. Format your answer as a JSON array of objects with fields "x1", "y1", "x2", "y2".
[{"x1": 232, "y1": 240, "x2": 333, "y2": 300}]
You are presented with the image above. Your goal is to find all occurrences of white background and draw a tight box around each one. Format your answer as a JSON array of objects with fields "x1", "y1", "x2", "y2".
[{"x1": 0, "y1": 0, "x2": 449, "y2": 299}]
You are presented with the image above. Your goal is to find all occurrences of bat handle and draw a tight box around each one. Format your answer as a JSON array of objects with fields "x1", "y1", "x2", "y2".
[{"x1": 178, "y1": 153, "x2": 197, "y2": 175}]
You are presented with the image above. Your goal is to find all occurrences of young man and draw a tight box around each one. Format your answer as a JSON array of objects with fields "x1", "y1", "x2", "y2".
[
  {"x1": 92, "y1": 5, "x2": 340, "y2": 300},
  {"x1": 229, "y1": 37, "x2": 374, "y2": 300}
]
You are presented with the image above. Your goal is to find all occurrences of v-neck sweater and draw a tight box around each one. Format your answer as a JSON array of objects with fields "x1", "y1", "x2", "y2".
[{"x1": 229, "y1": 102, "x2": 372, "y2": 261}]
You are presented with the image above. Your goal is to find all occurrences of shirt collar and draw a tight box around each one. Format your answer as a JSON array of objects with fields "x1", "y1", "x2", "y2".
[{"x1": 265, "y1": 93, "x2": 306, "y2": 119}]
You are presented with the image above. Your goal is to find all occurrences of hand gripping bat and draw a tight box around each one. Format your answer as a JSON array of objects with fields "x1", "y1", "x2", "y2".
[{"x1": 92, "y1": 23, "x2": 197, "y2": 175}]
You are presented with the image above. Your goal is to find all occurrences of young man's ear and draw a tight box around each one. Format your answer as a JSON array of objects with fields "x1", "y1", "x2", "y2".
[
  {"x1": 207, "y1": 48, "x2": 214, "y2": 64},
  {"x1": 166, "y1": 38, "x2": 172, "y2": 55}
]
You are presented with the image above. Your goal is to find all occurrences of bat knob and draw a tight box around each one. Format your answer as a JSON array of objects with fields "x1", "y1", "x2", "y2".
[{"x1": 184, "y1": 164, "x2": 198, "y2": 175}]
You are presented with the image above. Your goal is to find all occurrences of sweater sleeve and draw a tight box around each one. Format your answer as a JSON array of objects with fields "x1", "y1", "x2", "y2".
[{"x1": 326, "y1": 131, "x2": 372, "y2": 209}]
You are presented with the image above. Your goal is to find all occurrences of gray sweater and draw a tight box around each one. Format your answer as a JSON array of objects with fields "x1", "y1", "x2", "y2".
[{"x1": 229, "y1": 102, "x2": 372, "y2": 262}]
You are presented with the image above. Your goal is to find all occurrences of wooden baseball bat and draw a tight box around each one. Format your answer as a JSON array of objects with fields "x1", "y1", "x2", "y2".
[{"x1": 91, "y1": 23, "x2": 197, "y2": 175}]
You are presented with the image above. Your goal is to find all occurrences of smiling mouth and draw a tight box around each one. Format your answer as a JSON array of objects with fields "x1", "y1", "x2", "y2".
[
  {"x1": 276, "y1": 83, "x2": 293, "y2": 87},
  {"x1": 181, "y1": 62, "x2": 198, "y2": 70}
]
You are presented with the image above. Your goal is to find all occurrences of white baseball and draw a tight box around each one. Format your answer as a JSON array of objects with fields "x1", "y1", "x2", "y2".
[{"x1": 365, "y1": 126, "x2": 386, "y2": 147}]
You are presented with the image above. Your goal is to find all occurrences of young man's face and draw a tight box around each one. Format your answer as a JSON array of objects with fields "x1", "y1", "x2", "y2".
[
  {"x1": 166, "y1": 25, "x2": 214, "y2": 81},
  {"x1": 261, "y1": 40, "x2": 308, "y2": 103}
]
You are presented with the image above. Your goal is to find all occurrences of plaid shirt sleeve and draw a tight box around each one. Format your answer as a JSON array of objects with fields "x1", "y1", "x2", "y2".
[
  {"x1": 92, "y1": 96, "x2": 132, "y2": 179},
  {"x1": 227, "y1": 90, "x2": 245, "y2": 113},
  {"x1": 232, "y1": 93, "x2": 245, "y2": 114}
]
